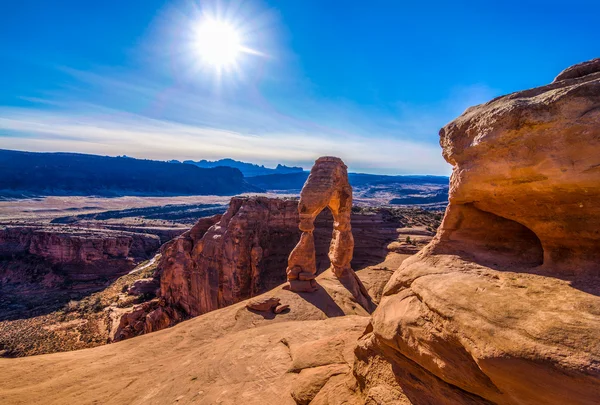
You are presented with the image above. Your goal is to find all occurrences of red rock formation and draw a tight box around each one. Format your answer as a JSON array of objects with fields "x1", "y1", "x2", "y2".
[
  {"x1": 245, "y1": 296, "x2": 287, "y2": 313},
  {"x1": 113, "y1": 298, "x2": 183, "y2": 341},
  {"x1": 123, "y1": 197, "x2": 427, "y2": 339},
  {"x1": 285, "y1": 157, "x2": 372, "y2": 310},
  {"x1": 353, "y1": 59, "x2": 600, "y2": 404},
  {"x1": 0, "y1": 226, "x2": 160, "y2": 282},
  {"x1": 159, "y1": 198, "x2": 299, "y2": 317}
]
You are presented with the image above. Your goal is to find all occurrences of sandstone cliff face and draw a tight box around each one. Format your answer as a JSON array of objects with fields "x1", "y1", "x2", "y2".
[
  {"x1": 439, "y1": 58, "x2": 600, "y2": 273},
  {"x1": 0, "y1": 226, "x2": 160, "y2": 283},
  {"x1": 354, "y1": 59, "x2": 600, "y2": 404},
  {"x1": 158, "y1": 198, "x2": 298, "y2": 317}
]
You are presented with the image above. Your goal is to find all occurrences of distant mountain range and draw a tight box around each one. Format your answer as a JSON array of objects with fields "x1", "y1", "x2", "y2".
[
  {"x1": 0, "y1": 150, "x2": 449, "y2": 207},
  {"x1": 0, "y1": 150, "x2": 260, "y2": 198},
  {"x1": 182, "y1": 158, "x2": 304, "y2": 177},
  {"x1": 246, "y1": 171, "x2": 448, "y2": 191}
]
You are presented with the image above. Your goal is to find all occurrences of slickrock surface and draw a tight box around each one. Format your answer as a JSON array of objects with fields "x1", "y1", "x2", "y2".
[
  {"x1": 0, "y1": 256, "x2": 408, "y2": 404},
  {"x1": 354, "y1": 59, "x2": 600, "y2": 404},
  {"x1": 287, "y1": 157, "x2": 371, "y2": 311}
]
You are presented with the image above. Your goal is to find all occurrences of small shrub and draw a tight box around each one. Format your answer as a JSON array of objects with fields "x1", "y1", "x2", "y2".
[{"x1": 64, "y1": 300, "x2": 79, "y2": 312}]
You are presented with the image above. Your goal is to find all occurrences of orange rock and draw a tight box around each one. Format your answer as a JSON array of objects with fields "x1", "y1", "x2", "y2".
[
  {"x1": 273, "y1": 304, "x2": 289, "y2": 314},
  {"x1": 245, "y1": 296, "x2": 281, "y2": 312},
  {"x1": 439, "y1": 60, "x2": 600, "y2": 274},
  {"x1": 285, "y1": 157, "x2": 372, "y2": 310},
  {"x1": 357, "y1": 59, "x2": 600, "y2": 405},
  {"x1": 287, "y1": 157, "x2": 354, "y2": 282}
]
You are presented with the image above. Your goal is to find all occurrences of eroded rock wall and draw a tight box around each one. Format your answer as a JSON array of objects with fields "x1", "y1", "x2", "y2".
[
  {"x1": 0, "y1": 226, "x2": 160, "y2": 282},
  {"x1": 353, "y1": 59, "x2": 600, "y2": 405}
]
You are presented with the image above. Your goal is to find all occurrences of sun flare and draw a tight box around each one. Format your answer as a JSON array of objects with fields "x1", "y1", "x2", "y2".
[{"x1": 194, "y1": 18, "x2": 243, "y2": 68}]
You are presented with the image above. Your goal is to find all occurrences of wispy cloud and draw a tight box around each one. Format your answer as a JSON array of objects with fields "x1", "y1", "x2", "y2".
[
  {"x1": 0, "y1": 106, "x2": 446, "y2": 174},
  {"x1": 0, "y1": 66, "x2": 497, "y2": 175}
]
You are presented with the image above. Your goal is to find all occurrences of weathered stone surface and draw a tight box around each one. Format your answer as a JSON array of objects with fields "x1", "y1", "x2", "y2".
[
  {"x1": 553, "y1": 57, "x2": 600, "y2": 82},
  {"x1": 286, "y1": 157, "x2": 372, "y2": 310},
  {"x1": 158, "y1": 199, "x2": 299, "y2": 318},
  {"x1": 127, "y1": 278, "x2": 160, "y2": 296},
  {"x1": 291, "y1": 363, "x2": 349, "y2": 405},
  {"x1": 273, "y1": 303, "x2": 289, "y2": 314},
  {"x1": 113, "y1": 298, "x2": 183, "y2": 341},
  {"x1": 356, "y1": 59, "x2": 600, "y2": 405},
  {"x1": 440, "y1": 62, "x2": 600, "y2": 274},
  {"x1": 0, "y1": 226, "x2": 159, "y2": 282},
  {"x1": 246, "y1": 296, "x2": 281, "y2": 312},
  {"x1": 287, "y1": 157, "x2": 354, "y2": 279}
]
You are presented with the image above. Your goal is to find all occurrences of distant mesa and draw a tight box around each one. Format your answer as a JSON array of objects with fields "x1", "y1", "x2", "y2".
[
  {"x1": 183, "y1": 158, "x2": 305, "y2": 177},
  {"x1": 0, "y1": 149, "x2": 262, "y2": 198},
  {"x1": 389, "y1": 188, "x2": 448, "y2": 205},
  {"x1": 0, "y1": 149, "x2": 449, "y2": 207}
]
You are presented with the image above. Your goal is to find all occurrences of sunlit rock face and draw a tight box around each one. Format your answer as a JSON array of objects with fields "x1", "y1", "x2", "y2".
[
  {"x1": 439, "y1": 58, "x2": 600, "y2": 273},
  {"x1": 159, "y1": 197, "x2": 300, "y2": 317},
  {"x1": 353, "y1": 59, "x2": 600, "y2": 405},
  {"x1": 285, "y1": 157, "x2": 372, "y2": 309}
]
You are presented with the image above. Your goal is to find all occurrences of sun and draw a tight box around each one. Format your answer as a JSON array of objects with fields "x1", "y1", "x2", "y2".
[{"x1": 193, "y1": 18, "x2": 242, "y2": 69}]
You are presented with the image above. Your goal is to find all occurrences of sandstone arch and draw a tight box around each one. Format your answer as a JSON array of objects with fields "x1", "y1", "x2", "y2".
[{"x1": 285, "y1": 157, "x2": 371, "y2": 308}]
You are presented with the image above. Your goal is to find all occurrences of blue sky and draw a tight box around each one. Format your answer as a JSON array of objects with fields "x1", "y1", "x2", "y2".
[{"x1": 1, "y1": 0, "x2": 598, "y2": 174}]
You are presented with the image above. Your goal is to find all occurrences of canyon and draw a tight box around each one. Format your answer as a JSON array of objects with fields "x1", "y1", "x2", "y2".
[
  {"x1": 0, "y1": 58, "x2": 598, "y2": 405},
  {"x1": 0, "y1": 195, "x2": 439, "y2": 355},
  {"x1": 0, "y1": 227, "x2": 159, "y2": 310},
  {"x1": 114, "y1": 195, "x2": 438, "y2": 341}
]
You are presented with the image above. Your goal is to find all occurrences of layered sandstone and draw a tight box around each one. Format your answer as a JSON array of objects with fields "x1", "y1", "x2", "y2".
[
  {"x1": 354, "y1": 59, "x2": 600, "y2": 404},
  {"x1": 286, "y1": 157, "x2": 372, "y2": 310},
  {"x1": 0, "y1": 226, "x2": 160, "y2": 282},
  {"x1": 158, "y1": 198, "x2": 299, "y2": 317}
]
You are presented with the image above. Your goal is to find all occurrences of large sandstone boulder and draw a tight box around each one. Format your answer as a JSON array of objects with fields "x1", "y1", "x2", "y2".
[{"x1": 355, "y1": 59, "x2": 600, "y2": 404}]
